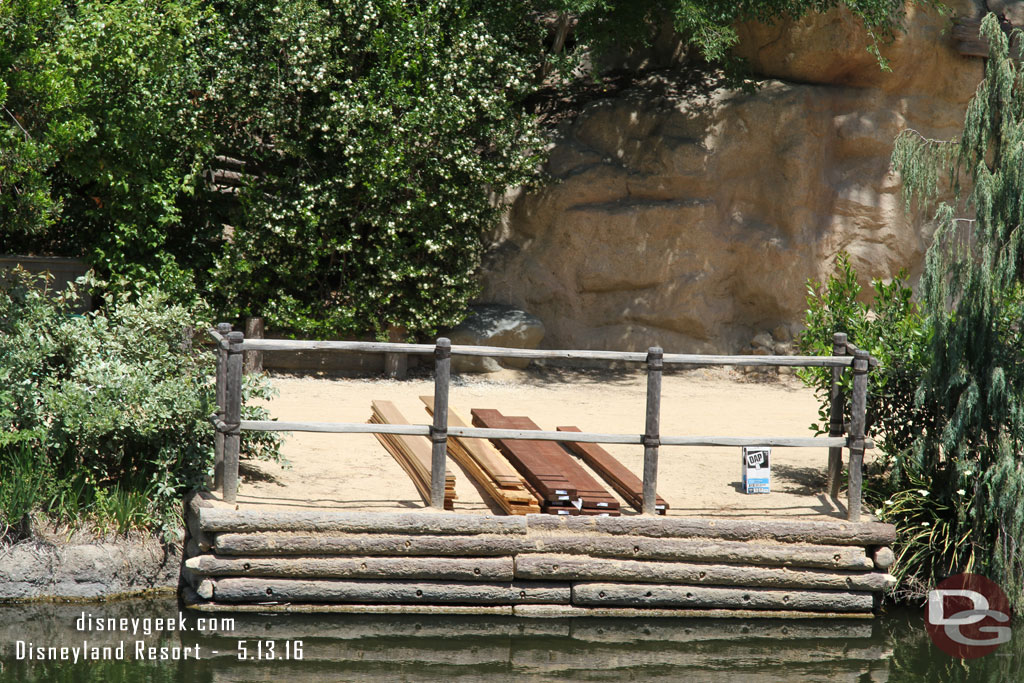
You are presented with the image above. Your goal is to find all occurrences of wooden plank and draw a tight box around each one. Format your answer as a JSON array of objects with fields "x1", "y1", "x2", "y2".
[
  {"x1": 420, "y1": 397, "x2": 523, "y2": 488},
  {"x1": 571, "y1": 583, "x2": 874, "y2": 612},
  {"x1": 211, "y1": 578, "x2": 571, "y2": 604},
  {"x1": 559, "y1": 426, "x2": 668, "y2": 514},
  {"x1": 197, "y1": 508, "x2": 525, "y2": 534},
  {"x1": 514, "y1": 555, "x2": 895, "y2": 591},
  {"x1": 472, "y1": 409, "x2": 576, "y2": 502},
  {"x1": 501, "y1": 415, "x2": 619, "y2": 513},
  {"x1": 185, "y1": 555, "x2": 514, "y2": 581},
  {"x1": 371, "y1": 400, "x2": 455, "y2": 509},
  {"x1": 214, "y1": 532, "x2": 524, "y2": 557}
]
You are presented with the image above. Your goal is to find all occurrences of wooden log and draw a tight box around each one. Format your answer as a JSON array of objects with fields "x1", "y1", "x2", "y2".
[
  {"x1": 519, "y1": 535, "x2": 873, "y2": 569},
  {"x1": 211, "y1": 578, "x2": 570, "y2": 604},
  {"x1": 642, "y1": 346, "x2": 663, "y2": 514},
  {"x1": 525, "y1": 515, "x2": 897, "y2": 545},
  {"x1": 848, "y1": 350, "x2": 869, "y2": 522},
  {"x1": 185, "y1": 496, "x2": 213, "y2": 552},
  {"x1": 572, "y1": 583, "x2": 874, "y2": 612},
  {"x1": 514, "y1": 555, "x2": 895, "y2": 591},
  {"x1": 873, "y1": 546, "x2": 895, "y2": 570},
  {"x1": 558, "y1": 426, "x2": 668, "y2": 513},
  {"x1": 223, "y1": 331, "x2": 244, "y2": 503},
  {"x1": 213, "y1": 532, "x2": 524, "y2": 557},
  {"x1": 198, "y1": 508, "x2": 526, "y2": 534},
  {"x1": 185, "y1": 555, "x2": 514, "y2": 581}
]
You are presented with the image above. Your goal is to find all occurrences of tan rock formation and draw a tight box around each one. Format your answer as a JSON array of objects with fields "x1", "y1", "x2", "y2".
[{"x1": 480, "y1": 2, "x2": 983, "y2": 353}]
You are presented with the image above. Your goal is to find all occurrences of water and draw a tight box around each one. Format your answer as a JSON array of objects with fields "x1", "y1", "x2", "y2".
[{"x1": 0, "y1": 598, "x2": 1021, "y2": 682}]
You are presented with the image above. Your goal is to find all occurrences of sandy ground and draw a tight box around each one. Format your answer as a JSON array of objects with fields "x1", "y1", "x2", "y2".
[{"x1": 236, "y1": 366, "x2": 853, "y2": 520}]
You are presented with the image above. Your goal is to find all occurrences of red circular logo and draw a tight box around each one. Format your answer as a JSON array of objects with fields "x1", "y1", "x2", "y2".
[{"x1": 925, "y1": 573, "x2": 1013, "y2": 659}]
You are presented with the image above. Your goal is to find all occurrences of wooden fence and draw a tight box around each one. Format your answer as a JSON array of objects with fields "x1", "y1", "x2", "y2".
[{"x1": 207, "y1": 327, "x2": 875, "y2": 521}]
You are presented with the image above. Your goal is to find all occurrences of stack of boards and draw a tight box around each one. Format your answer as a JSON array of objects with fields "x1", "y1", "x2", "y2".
[
  {"x1": 369, "y1": 400, "x2": 457, "y2": 510},
  {"x1": 369, "y1": 400, "x2": 669, "y2": 517},
  {"x1": 418, "y1": 397, "x2": 541, "y2": 515}
]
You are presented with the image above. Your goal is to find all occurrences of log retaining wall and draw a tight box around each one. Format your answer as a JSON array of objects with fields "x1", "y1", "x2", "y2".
[{"x1": 183, "y1": 496, "x2": 896, "y2": 618}]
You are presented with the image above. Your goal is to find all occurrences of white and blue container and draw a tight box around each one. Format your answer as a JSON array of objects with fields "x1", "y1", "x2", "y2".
[{"x1": 741, "y1": 446, "x2": 771, "y2": 494}]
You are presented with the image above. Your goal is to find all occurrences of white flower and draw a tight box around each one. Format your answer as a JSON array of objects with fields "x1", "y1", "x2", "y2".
[
  {"x1": 957, "y1": 489, "x2": 966, "y2": 496},
  {"x1": 917, "y1": 489, "x2": 929, "y2": 496},
  {"x1": 963, "y1": 470, "x2": 973, "y2": 477},
  {"x1": 875, "y1": 508, "x2": 884, "y2": 517},
  {"x1": 922, "y1": 522, "x2": 931, "y2": 527}
]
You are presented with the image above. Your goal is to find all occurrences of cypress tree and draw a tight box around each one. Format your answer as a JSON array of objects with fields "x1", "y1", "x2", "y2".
[{"x1": 892, "y1": 14, "x2": 1024, "y2": 607}]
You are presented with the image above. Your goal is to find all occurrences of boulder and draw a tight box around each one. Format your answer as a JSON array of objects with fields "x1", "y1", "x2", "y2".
[{"x1": 443, "y1": 304, "x2": 545, "y2": 373}]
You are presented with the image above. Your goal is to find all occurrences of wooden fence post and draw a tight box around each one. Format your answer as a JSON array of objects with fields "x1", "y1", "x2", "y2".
[
  {"x1": 847, "y1": 349, "x2": 869, "y2": 522},
  {"x1": 243, "y1": 317, "x2": 264, "y2": 374},
  {"x1": 213, "y1": 322, "x2": 232, "y2": 492},
  {"x1": 642, "y1": 346, "x2": 663, "y2": 515},
  {"x1": 384, "y1": 324, "x2": 408, "y2": 380},
  {"x1": 827, "y1": 332, "x2": 848, "y2": 501},
  {"x1": 430, "y1": 338, "x2": 451, "y2": 509},
  {"x1": 223, "y1": 331, "x2": 245, "y2": 504}
]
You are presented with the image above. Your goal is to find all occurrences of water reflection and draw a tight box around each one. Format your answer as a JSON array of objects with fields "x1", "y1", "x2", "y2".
[{"x1": 0, "y1": 598, "x2": 1020, "y2": 682}]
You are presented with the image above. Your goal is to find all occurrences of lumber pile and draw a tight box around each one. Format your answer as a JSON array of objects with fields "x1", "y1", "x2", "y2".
[
  {"x1": 369, "y1": 400, "x2": 456, "y2": 510},
  {"x1": 557, "y1": 425, "x2": 669, "y2": 514},
  {"x1": 471, "y1": 409, "x2": 620, "y2": 516},
  {"x1": 419, "y1": 397, "x2": 541, "y2": 515}
]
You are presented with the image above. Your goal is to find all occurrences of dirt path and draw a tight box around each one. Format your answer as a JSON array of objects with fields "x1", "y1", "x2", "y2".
[{"x1": 237, "y1": 367, "x2": 852, "y2": 520}]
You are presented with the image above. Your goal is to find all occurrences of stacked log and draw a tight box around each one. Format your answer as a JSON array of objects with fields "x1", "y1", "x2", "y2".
[
  {"x1": 471, "y1": 409, "x2": 620, "y2": 516},
  {"x1": 557, "y1": 425, "x2": 668, "y2": 514},
  {"x1": 184, "y1": 506, "x2": 897, "y2": 617},
  {"x1": 369, "y1": 400, "x2": 456, "y2": 509},
  {"x1": 419, "y1": 396, "x2": 540, "y2": 515}
]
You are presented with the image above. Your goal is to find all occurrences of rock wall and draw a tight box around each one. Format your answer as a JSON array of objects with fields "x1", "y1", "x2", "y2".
[{"x1": 480, "y1": 2, "x2": 983, "y2": 353}]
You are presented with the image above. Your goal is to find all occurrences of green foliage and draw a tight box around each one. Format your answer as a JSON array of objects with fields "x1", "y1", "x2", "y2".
[
  {"x1": 3, "y1": 0, "x2": 946, "y2": 341},
  {"x1": 887, "y1": 14, "x2": 1024, "y2": 609},
  {"x1": 542, "y1": 0, "x2": 944, "y2": 69},
  {"x1": 0, "y1": 270, "x2": 282, "y2": 540},
  {"x1": 873, "y1": 469, "x2": 977, "y2": 600},
  {"x1": 207, "y1": 0, "x2": 546, "y2": 337},
  {"x1": 796, "y1": 253, "x2": 933, "y2": 464},
  {"x1": 1, "y1": 0, "x2": 220, "y2": 302}
]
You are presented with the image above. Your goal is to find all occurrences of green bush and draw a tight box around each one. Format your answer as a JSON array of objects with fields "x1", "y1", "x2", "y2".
[
  {"x1": 0, "y1": 270, "x2": 281, "y2": 540},
  {"x1": 796, "y1": 252, "x2": 933, "y2": 466}
]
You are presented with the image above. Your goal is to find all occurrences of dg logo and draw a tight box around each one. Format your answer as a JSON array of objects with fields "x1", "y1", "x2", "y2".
[{"x1": 925, "y1": 573, "x2": 1012, "y2": 659}]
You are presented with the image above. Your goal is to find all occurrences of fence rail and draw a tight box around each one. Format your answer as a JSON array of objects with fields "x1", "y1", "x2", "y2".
[{"x1": 209, "y1": 327, "x2": 874, "y2": 521}]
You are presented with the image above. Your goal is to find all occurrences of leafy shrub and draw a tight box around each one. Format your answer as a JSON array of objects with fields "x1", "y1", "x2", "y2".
[
  {"x1": 0, "y1": 270, "x2": 281, "y2": 540},
  {"x1": 796, "y1": 252, "x2": 933, "y2": 466}
]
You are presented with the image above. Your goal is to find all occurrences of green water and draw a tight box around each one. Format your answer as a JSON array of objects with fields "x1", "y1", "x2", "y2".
[{"x1": 0, "y1": 598, "x2": 1020, "y2": 682}]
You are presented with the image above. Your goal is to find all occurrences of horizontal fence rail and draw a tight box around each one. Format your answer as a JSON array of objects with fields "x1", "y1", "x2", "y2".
[
  {"x1": 230, "y1": 418, "x2": 860, "y2": 449},
  {"x1": 209, "y1": 327, "x2": 877, "y2": 521},
  {"x1": 207, "y1": 330, "x2": 852, "y2": 368}
]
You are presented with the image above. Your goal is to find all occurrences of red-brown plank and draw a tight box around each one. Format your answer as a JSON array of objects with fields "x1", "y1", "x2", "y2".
[{"x1": 558, "y1": 425, "x2": 668, "y2": 514}]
